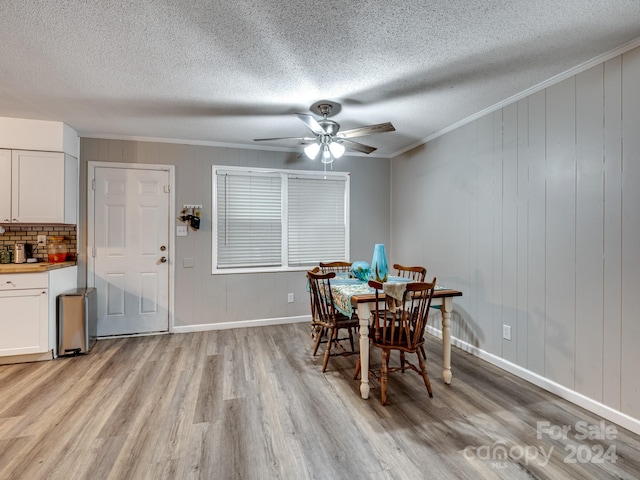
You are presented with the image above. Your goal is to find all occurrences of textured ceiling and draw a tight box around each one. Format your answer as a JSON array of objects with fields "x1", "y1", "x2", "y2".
[{"x1": 1, "y1": 1, "x2": 640, "y2": 158}]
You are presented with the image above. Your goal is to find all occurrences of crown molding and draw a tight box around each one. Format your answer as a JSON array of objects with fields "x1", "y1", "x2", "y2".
[{"x1": 391, "y1": 35, "x2": 640, "y2": 158}]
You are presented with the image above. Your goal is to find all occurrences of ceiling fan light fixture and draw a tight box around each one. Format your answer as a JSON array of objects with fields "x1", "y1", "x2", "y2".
[
  {"x1": 329, "y1": 141, "x2": 345, "y2": 159},
  {"x1": 304, "y1": 143, "x2": 320, "y2": 159},
  {"x1": 321, "y1": 144, "x2": 334, "y2": 164}
]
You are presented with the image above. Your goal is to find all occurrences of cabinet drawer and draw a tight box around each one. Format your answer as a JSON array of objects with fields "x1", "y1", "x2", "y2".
[{"x1": 0, "y1": 272, "x2": 48, "y2": 290}]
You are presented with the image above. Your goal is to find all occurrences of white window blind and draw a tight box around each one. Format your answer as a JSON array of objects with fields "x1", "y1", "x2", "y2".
[
  {"x1": 288, "y1": 176, "x2": 347, "y2": 266},
  {"x1": 216, "y1": 171, "x2": 282, "y2": 268},
  {"x1": 213, "y1": 166, "x2": 349, "y2": 273}
]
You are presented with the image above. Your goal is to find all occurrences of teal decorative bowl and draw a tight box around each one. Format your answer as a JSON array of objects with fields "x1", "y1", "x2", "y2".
[{"x1": 350, "y1": 261, "x2": 371, "y2": 281}]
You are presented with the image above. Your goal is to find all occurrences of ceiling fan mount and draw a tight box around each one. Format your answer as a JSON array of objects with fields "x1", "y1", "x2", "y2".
[
  {"x1": 310, "y1": 100, "x2": 341, "y2": 118},
  {"x1": 310, "y1": 102, "x2": 341, "y2": 137},
  {"x1": 254, "y1": 100, "x2": 395, "y2": 164}
]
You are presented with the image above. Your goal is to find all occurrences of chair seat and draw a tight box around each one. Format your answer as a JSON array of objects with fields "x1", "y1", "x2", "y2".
[
  {"x1": 336, "y1": 313, "x2": 359, "y2": 327},
  {"x1": 370, "y1": 328, "x2": 421, "y2": 350},
  {"x1": 315, "y1": 311, "x2": 359, "y2": 328}
]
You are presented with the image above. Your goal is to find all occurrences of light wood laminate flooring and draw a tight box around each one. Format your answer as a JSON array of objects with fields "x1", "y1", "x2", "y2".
[{"x1": 1, "y1": 323, "x2": 639, "y2": 479}]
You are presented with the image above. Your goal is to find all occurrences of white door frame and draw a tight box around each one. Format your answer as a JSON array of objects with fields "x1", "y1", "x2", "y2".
[{"x1": 87, "y1": 161, "x2": 176, "y2": 334}]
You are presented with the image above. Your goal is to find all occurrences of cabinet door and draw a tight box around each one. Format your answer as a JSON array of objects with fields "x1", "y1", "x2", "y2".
[
  {"x1": 0, "y1": 149, "x2": 10, "y2": 222},
  {"x1": 11, "y1": 150, "x2": 66, "y2": 223},
  {"x1": 0, "y1": 289, "x2": 49, "y2": 356}
]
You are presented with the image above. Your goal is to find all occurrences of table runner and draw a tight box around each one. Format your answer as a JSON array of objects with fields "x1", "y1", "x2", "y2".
[{"x1": 330, "y1": 276, "x2": 413, "y2": 318}]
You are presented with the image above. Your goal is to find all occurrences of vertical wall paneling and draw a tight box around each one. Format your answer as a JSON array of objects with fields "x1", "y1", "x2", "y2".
[
  {"x1": 527, "y1": 91, "x2": 547, "y2": 376},
  {"x1": 492, "y1": 111, "x2": 504, "y2": 352},
  {"x1": 621, "y1": 47, "x2": 640, "y2": 419},
  {"x1": 182, "y1": 145, "x2": 204, "y2": 327},
  {"x1": 389, "y1": 155, "x2": 403, "y2": 259},
  {"x1": 544, "y1": 78, "x2": 577, "y2": 388},
  {"x1": 439, "y1": 132, "x2": 468, "y2": 286},
  {"x1": 442, "y1": 124, "x2": 476, "y2": 343},
  {"x1": 392, "y1": 44, "x2": 640, "y2": 424},
  {"x1": 602, "y1": 56, "x2": 623, "y2": 410},
  {"x1": 107, "y1": 140, "x2": 124, "y2": 163},
  {"x1": 476, "y1": 115, "x2": 495, "y2": 352},
  {"x1": 502, "y1": 103, "x2": 518, "y2": 362},
  {"x1": 466, "y1": 123, "x2": 479, "y2": 341},
  {"x1": 574, "y1": 65, "x2": 605, "y2": 401},
  {"x1": 516, "y1": 98, "x2": 529, "y2": 367}
]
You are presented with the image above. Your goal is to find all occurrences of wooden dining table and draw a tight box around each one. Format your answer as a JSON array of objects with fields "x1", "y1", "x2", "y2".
[{"x1": 330, "y1": 278, "x2": 462, "y2": 400}]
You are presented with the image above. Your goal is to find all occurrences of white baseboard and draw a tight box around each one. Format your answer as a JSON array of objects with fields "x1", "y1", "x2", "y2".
[
  {"x1": 0, "y1": 349, "x2": 54, "y2": 365},
  {"x1": 172, "y1": 315, "x2": 310, "y2": 334},
  {"x1": 425, "y1": 325, "x2": 640, "y2": 436}
]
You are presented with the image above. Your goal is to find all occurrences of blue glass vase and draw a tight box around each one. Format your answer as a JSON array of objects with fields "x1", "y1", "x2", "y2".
[{"x1": 370, "y1": 244, "x2": 388, "y2": 282}]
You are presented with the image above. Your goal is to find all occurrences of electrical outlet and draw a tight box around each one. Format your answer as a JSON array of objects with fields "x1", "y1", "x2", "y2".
[
  {"x1": 503, "y1": 324, "x2": 512, "y2": 341},
  {"x1": 287, "y1": 293, "x2": 294, "y2": 303},
  {"x1": 37, "y1": 235, "x2": 47, "y2": 245}
]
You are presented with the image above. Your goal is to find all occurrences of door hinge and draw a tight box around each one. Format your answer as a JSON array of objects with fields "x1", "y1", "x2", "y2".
[
  {"x1": 92, "y1": 247, "x2": 97, "y2": 257},
  {"x1": 92, "y1": 179, "x2": 96, "y2": 190},
  {"x1": 163, "y1": 185, "x2": 170, "y2": 193}
]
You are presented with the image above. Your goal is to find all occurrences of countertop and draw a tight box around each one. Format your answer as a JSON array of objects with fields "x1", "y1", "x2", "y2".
[{"x1": 0, "y1": 261, "x2": 77, "y2": 273}]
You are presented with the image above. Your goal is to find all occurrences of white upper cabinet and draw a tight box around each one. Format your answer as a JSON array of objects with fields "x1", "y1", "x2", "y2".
[
  {"x1": 3, "y1": 150, "x2": 78, "y2": 224},
  {"x1": 0, "y1": 117, "x2": 79, "y2": 225},
  {"x1": 0, "y1": 149, "x2": 11, "y2": 222}
]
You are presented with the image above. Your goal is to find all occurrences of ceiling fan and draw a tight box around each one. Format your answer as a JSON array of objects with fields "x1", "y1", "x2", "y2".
[{"x1": 253, "y1": 100, "x2": 395, "y2": 164}]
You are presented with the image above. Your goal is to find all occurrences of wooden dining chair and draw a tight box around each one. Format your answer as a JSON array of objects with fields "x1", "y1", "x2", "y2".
[
  {"x1": 307, "y1": 266, "x2": 323, "y2": 340},
  {"x1": 319, "y1": 261, "x2": 360, "y2": 317},
  {"x1": 393, "y1": 263, "x2": 428, "y2": 335},
  {"x1": 307, "y1": 270, "x2": 359, "y2": 372},
  {"x1": 393, "y1": 263, "x2": 427, "y2": 282},
  {"x1": 394, "y1": 263, "x2": 437, "y2": 333},
  {"x1": 354, "y1": 278, "x2": 437, "y2": 405},
  {"x1": 319, "y1": 261, "x2": 352, "y2": 274}
]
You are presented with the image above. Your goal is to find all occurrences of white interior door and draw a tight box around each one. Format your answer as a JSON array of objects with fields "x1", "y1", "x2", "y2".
[{"x1": 93, "y1": 166, "x2": 170, "y2": 336}]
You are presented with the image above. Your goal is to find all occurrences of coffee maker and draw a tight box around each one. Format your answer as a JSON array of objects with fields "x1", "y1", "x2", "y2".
[{"x1": 14, "y1": 244, "x2": 36, "y2": 263}]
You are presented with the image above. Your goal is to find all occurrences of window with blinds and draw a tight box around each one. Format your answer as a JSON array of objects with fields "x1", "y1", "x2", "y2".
[
  {"x1": 288, "y1": 175, "x2": 347, "y2": 266},
  {"x1": 213, "y1": 166, "x2": 349, "y2": 273}
]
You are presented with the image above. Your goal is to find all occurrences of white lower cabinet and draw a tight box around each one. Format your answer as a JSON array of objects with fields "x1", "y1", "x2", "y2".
[
  {"x1": 0, "y1": 267, "x2": 77, "y2": 361},
  {"x1": 0, "y1": 284, "x2": 48, "y2": 356}
]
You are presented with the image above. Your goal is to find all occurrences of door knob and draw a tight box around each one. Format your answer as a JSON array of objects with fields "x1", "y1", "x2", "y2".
[
  {"x1": 160, "y1": 245, "x2": 166, "y2": 251},
  {"x1": 160, "y1": 256, "x2": 167, "y2": 263}
]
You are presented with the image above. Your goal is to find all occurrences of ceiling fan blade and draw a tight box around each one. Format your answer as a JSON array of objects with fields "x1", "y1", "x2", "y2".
[
  {"x1": 253, "y1": 136, "x2": 310, "y2": 142},
  {"x1": 339, "y1": 122, "x2": 395, "y2": 139},
  {"x1": 340, "y1": 139, "x2": 377, "y2": 154},
  {"x1": 296, "y1": 113, "x2": 326, "y2": 135}
]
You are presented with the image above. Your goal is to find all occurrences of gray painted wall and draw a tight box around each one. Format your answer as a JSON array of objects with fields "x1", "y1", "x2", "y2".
[
  {"x1": 79, "y1": 139, "x2": 390, "y2": 329},
  {"x1": 391, "y1": 46, "x2": 640, "y2": 421}
]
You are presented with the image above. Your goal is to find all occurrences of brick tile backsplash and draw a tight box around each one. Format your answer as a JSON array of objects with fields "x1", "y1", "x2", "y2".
[{"x1": 0, "y1": 225, "x2": 77, "y2": 261}]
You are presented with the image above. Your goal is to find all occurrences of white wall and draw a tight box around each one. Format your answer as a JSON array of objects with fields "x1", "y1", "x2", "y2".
[{"x1": 391, "y1": 46, "x2": 640, "y2": 427}]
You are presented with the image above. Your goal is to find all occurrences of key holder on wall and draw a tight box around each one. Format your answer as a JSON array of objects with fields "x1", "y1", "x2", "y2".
[{"x1": 180, "y1": 204, "x2": 202, "y2": 231}]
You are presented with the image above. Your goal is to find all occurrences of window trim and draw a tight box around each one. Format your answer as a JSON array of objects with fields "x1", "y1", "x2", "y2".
[{"x1": 212, "y1": 165, "x2": 350, "y2": 274}]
